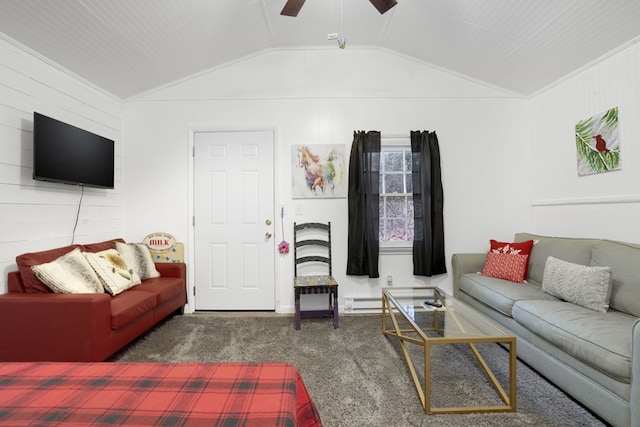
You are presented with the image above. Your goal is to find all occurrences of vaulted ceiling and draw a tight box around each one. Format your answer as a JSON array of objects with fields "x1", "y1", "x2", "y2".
[{"x1": 1, "y1": 0, "x2": 639, "y2": 100}]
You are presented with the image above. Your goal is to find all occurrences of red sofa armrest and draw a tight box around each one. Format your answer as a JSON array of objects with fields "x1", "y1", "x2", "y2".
[
  {"x1": 155, "y1": 263, "x2": 186, "y2": 282},
  {"x1": 0, "y1": 293, "x2": 112, "y2": 362}
]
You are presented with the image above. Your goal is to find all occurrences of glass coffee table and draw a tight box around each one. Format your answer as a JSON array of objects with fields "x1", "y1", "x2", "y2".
[{"x1": 382, "y1": 286, "x2": 516, "y2": 414}]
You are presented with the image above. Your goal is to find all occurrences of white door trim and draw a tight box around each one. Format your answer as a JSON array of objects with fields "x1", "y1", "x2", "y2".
[{"x1": 186, "y1": 124, "x2": 280, "y2": 314}]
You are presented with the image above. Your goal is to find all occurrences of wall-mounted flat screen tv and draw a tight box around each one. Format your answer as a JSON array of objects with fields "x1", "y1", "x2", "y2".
[{"x1": 33, "y1": 112, "x2": 115, "y2": 189}]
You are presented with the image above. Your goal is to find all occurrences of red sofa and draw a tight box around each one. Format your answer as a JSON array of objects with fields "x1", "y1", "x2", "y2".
[{"x1": 0, "y1": 239, "x2": 187, "y2": 362}]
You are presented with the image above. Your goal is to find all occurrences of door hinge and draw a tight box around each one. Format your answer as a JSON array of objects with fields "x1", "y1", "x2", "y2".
[
  {"x1": 192, "y1": 146, "x2": 195, "y2": 157},
  {"x1": 192, "y1": 216, "x2": 195, "y2": 226},
  {"x1": 193, "y1": 287, "x2": 196, "y2": 296}
]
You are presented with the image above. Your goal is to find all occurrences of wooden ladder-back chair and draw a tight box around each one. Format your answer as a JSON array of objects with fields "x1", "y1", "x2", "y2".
[{"x1": 293, "y1": 222, "x2": 339, "y2": 330}]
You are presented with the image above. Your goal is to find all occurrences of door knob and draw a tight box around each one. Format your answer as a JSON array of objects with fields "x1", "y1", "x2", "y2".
[
  {"x1": 265, "y1": 219, "x2": 272, "y2": 225},
  {"x1": 265, "y1": 232, "x2": 272, "y2": 239}
]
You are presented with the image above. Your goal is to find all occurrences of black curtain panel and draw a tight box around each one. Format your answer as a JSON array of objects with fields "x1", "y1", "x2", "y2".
[
  {"x1": 347, "y1": 130, "x2": 381, "y2": 278},
  {"x1": 411, "y1": 130, "x2": 446, "y2": 276}
]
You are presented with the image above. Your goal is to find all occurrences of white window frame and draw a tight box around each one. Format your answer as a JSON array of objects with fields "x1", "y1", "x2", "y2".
[{"x1": 379, "y1": 137, "x2": 413, "y2": 254}]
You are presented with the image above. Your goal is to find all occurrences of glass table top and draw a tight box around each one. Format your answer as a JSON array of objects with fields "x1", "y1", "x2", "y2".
[{"x1": 382, "y1": 286, "x2": 512, "y2": 341}]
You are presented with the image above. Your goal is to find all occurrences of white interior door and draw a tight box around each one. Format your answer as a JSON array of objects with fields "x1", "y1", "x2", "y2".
[{"x1": 194, "y1": 131, "x2": 275, "y2": 310}]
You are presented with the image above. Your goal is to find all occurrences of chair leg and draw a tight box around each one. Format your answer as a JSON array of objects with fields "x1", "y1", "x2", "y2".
[
  {"x1": 332, "y1": 288, "x2": 339, "y2": 329},
  {"x1": 295, "y1": 288, "x2": 301, "y2": 330}
]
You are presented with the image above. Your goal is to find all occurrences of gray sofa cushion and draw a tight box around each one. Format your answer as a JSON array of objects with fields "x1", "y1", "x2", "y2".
[
  {"x1": 512, "y1": 300, "x2": 634, "y2": 382},
  {"x1": 591, "y1": 240, "x2": 640, "y2": 318},
  {"x1": 515, "y1": 233, "x2": 595, "y2": 284},
  {"x1": 458, "y1": 272, "x2": 558, "y2": 317}
]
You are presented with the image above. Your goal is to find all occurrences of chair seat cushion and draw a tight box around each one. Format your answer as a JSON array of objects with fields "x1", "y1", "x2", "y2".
[
  {"x1": 458, "y1": 272, "x2": 557, "y2": 317},
  {"x1": 110, "y1": 291, "x2": 156, "y2": 330},
  {"x1": 294, "y1": 275, "x2": 338, "y2": 288},
  {"x1": 134, "y1": 277, "x2": 185, "y2": 305},
  {"x1": 512, "y1": 300, "x2": 634, "y2": 381}
]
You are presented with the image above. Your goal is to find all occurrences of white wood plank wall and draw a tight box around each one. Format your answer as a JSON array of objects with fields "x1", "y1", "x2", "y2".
[
  {"x1": 0, "y1": 36, "x2": 123, "y2": 294},
  {"x1": 527, "y1": 42, "x2": 640, "y2": 242}
]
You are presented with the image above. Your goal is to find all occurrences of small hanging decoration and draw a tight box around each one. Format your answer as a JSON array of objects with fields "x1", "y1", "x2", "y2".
[
  {"x1": 278, "y1": 207, "x2": 290, "y2": 254},
  {"x1": 278, "y1": 240, "x2": 289, "y2": 254}
]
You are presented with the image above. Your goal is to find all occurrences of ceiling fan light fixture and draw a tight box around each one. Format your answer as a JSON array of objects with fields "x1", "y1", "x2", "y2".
[
  {"x1": 281, "y1": 0, "x2": 306, "y2": 17},
  {"x1": 369, "y1": 0, "x2": 398, "y2": 15},
  {"x1": 281, "y1": 0, "x2": 397, "y2": 17}
]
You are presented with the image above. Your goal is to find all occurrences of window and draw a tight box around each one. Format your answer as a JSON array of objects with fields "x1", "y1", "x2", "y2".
[{"x1": 379, "y1": 140, "x2": 413, "y2": 249}]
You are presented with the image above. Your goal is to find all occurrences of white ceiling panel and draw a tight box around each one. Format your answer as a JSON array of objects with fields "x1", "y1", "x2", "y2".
[
  {"x1": 266, "y1": 0, "x2": 394, "y2": 47},
  {"x1": 481, "y1": 0, "x2": 640, "y2": 95},
  {"x1": 0, "y1": 0, "x2": 639, "y2": 99}
]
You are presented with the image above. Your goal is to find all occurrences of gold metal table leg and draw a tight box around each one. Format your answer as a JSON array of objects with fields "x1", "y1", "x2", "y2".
[{"x1": 382, "y1": 291, "x2": 517, "y2": 414}]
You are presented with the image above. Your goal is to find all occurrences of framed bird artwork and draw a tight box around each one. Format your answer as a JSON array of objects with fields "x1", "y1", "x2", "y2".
[{"x1": 575, "y1": 107, "x2": 620, "y2": 176}]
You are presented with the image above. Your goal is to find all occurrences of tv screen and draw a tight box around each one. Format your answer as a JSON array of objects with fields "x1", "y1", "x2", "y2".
[{"x1": 33, "y1": 112, "x2": 115, "y2": 189}]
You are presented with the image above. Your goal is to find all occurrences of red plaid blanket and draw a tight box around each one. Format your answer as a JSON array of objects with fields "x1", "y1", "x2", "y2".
[{"x1": 0, "y1": 362, "x2": 322, "y2": 427}]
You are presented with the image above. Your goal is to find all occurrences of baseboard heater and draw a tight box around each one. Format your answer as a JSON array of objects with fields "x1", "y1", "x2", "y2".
[{"x1": 344, "y1": 297, "x2": 382, "y2": 313}]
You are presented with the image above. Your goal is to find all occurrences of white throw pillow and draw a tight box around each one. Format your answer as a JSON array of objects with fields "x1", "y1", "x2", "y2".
[
  {"x1": 31, "y1": 248, "x2": 104, "y2": 294},
  {"x1": 84, "y1": 249, "x2": 141, "y2": 295},
  {"x1": 115, "y1": 242, "x2": 161, "y2": 280},
  {"x1": 542, "y1": 256, "x2": 612, "y2": 313}
]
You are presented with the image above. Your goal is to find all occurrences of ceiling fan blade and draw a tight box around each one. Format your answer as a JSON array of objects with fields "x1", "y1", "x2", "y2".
[
  {"x1": 281, "y1": 0, "x2": 306, "y2": 17},
  {"x1": 369, "y1": 0, "x2": 398, "y2": 14}
]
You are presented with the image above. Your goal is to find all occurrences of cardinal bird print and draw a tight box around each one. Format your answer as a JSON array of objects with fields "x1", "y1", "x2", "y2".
[
  {"x1": 575, "y1": 107, "x2": 620, "y2": 176},
  {"x1": 592, "y1": 134, "x2": 609, "y2": 152}
]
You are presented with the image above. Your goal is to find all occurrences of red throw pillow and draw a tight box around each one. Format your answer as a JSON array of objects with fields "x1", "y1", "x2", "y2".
[{"x1": 481, "y1": 239, "x2": 535, "y2": 283}]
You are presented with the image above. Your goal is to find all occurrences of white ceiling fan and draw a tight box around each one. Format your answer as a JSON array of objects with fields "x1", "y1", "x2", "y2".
[{"x1": 281, "y1": 0, "x2": 398, "y2": 17}]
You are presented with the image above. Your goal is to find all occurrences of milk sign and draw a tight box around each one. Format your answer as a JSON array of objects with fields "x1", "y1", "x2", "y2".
[
  {"x1": 143, "y1": 232, "x2": 176, "y2": 252},
  {"x1": 143, "y1": 232, "x2": 183, "y2": 263}
]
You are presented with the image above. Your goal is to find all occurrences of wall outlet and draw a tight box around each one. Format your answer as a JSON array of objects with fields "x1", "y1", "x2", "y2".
[
  {"x1": 295, "y1": 204, "x2": 303, "y2": 215},
  {"x1": 387, "y1": 275, "x2": 393, "y2": 286},
  {"x1": 344, "y1": 297, "x2": 354, "y2": 312}
]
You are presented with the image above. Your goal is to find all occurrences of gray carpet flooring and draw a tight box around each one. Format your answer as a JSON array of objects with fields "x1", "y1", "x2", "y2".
[{"x1": 111, "y1": 313, "x2": 607, "y2": 427}]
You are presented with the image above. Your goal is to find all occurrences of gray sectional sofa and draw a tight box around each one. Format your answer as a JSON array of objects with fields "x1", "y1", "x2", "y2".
[{"x1": 452, "y1": 233, "x2": 639, "y2": 427}]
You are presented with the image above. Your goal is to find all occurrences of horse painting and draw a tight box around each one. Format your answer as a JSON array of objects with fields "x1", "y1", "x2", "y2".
[{"x1": 294, "y1": 145, "x2": 345, "y2": 198}]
